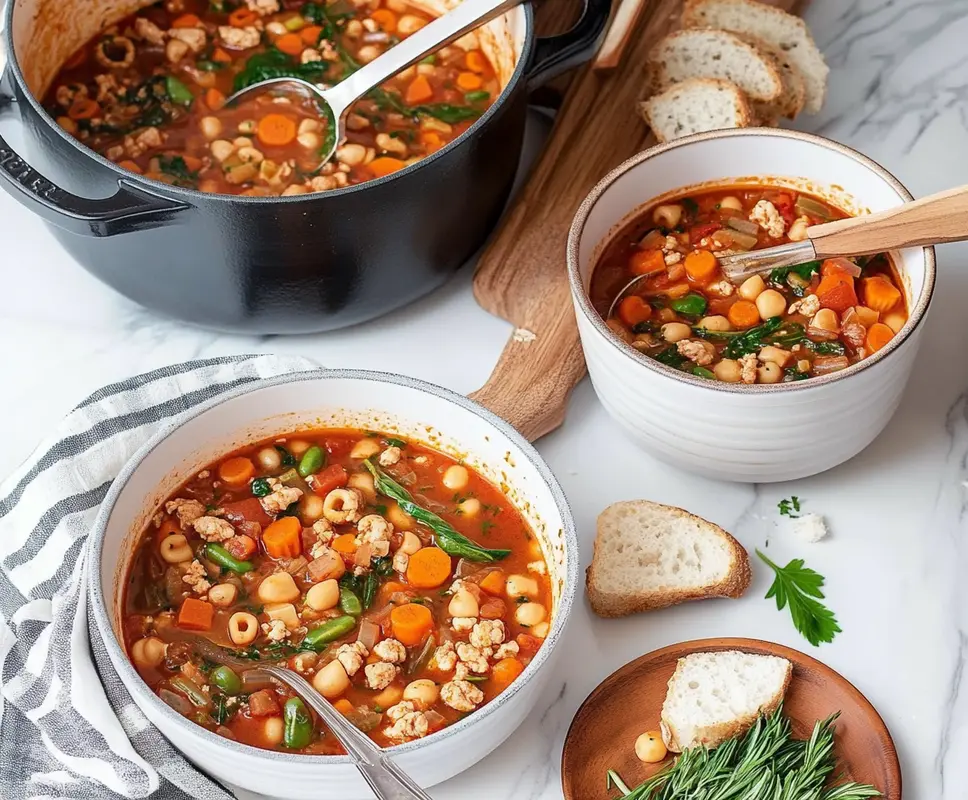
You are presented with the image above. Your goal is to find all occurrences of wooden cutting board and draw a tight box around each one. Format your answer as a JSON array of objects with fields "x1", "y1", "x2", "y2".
[{"x1": 469, "y1": 0, "x2": 803, "y2": 441}]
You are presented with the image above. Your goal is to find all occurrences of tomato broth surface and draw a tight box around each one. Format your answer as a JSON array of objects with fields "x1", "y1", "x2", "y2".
[
  {"x1": 44, "y1": 0, "x2": 500, "y2": 194},
  {"x1": 589, "y1": 186, "x2": 909, "y2": 384},
  {"x1": 123, "y1": 429, "x2": 550, "y2": 753}
]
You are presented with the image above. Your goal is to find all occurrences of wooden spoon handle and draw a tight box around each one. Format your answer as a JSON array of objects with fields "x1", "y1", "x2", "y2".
[{"x1": 809, "y1": 183, "x2": 968, "y2": 258}]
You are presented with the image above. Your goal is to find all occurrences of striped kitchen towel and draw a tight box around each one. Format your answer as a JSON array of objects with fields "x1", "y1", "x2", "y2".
[{"x1": 0, "y1": 354, "x2": 318, "y2": 799}]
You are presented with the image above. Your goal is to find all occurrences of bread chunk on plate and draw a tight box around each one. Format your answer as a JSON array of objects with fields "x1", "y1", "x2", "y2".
[
  {"x1": 660, "y1": 650, "x2": 793, "y2": 752},
  {"x1": 639, "y1": 78, "x2": 752, "y2": 143},
  {"x1": 586, "y1": 500, "x2": 751, "y2": 616}
]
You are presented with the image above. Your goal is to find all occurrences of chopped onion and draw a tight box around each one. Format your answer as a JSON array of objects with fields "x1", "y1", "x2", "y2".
[
  {"x1": 159, "y1": 689, "x2": 192, "y2": 715},
  {"x1": 236, "y1": 520, "x2": 262, "y2": 539},
  {"x1": 424, "y1": 710, "x2": 446, "y2": 729},
  {"x1": 728, "y1": 230, "x2": 759, "y2": 251},
  {"x1": 286, "y1": 556, "x2": 309, "y2": 576},
  {"x1": 637, "y1": 229, "x2": 666, "y2": 250},
  {"x1": 806, "y1": 326, "x2": 840, "y2": 341},
  {"x1": 825, "y1": 257, "x2": 861, "y2": 278},
  {"x1": 216, "y1": 726, "x2": 236, "y2": 740},
  {"x1": 794, "y1": 195, "x2": 833, "y2": 221},
  {"x1": 389, "y1": 592, "x2": 412, "y2": 606},
  {"x1": 346, "y1": 708, "x2": 383, "y2": 732},
  {"x1": 812, "y1": 355, "x2": 850, "y2": 374},
  {"x1": 357, "y1": 620, "x2": 381, "y2": 650},
  {"x1": 726, "y1": 217, "x2": 759, "y2": 236},
  {"x1": 455, "y1": 559, "x2": 476, "y2": 578},
  {"x1": 240, "y1": 670, "x2": 278, "y2": 691},
  {"x1": 362, "y1": 31, "x2": 389, "y2": 43}
]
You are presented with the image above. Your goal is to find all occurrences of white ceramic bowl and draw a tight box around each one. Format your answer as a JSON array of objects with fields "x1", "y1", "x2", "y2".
[
  {"x1": 567, "y1": 129, "x2": 936, "y2": 483},
  {"x1": 87, "y1": 369, "x2": 577, "y2": 799}
]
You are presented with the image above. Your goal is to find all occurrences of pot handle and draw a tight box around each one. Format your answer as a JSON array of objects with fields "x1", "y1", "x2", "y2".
[
  {"x1": 524, "y1": 0, "x2": 611, "y2": 88},
  {"x1": 0, "y1": 86, "x2": 188, "y2": 237}
]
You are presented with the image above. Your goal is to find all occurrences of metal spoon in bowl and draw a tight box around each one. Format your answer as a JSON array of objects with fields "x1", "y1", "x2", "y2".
[{"x1": 224, "y1": 0, "x2": 521, "y2": 168}]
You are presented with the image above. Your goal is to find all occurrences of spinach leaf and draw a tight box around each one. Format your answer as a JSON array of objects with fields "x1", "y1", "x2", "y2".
[
  {"x1": 768, "y1": 260, "x2": 820, "y2": 290},
  {"x1": 807, "y1": 340, "x2": 846, "y2": 356},
  {"x1": 232, "y1": 48, "x2": 330, "y2": 92},
  {"x1": 654, "y1": 346, "x2": 686, "y2": 369},
  {"x1": 156, "y1": 155, "x2": 198, "y2": 188}
]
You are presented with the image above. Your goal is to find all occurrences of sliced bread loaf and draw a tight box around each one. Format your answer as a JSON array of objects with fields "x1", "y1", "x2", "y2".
[
  {"x1": 660, "y1": 650, "x2": 793, "y2": 752},
  {"x1": 647, "y1": 29, "x2": 783, "y2": 103},
  {"x1": 682, "y1": 0, "x2": 828, "y2": 113},
  {"x1": 639, "y1": 78, "x2": 752, "y2": 143},
  {"x1": 586, "y1": 499, "x2": 751, "y2": 616},
  {"x1": 741, "y1": 35, "x2": 806, "y2": 120}
]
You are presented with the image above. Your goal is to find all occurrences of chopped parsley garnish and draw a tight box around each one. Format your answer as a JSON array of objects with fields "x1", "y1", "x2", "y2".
[{"x1": 778, "y1": 496, "x2": 802, "y2": 518}]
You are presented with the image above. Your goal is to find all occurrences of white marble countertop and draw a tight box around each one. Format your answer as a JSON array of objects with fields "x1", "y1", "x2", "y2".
[{"x1": 3, "y1": 0, "x2": 968, "y2": 797}]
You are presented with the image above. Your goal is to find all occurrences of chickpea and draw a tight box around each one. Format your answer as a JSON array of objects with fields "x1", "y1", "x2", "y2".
[
  {"x1": 266, "y1": 20, "x2": 287, "y2": 35},
  {"x1": 297, "y1": 118, "x2": 321, "y2": 135},
  {"x1": 652, "y1": 204, "x2": 683, "y2": 229},
  {"x1": 739, "y1": 274, "x2": 766, "y2": 301},
  {"x1": 256, "y1": 446, "x2": 282, "y2": 472},
  {"x1": 344, "y1": 19, "x2": 363, "y2": 37},
  {"x1": 210, "y1": 139, "x2": 234, "y2": 162},
  {"x1": 516, "y1": 602, "x2": 547, "y2": 627},
  {"x1": 282, "y1": 185, "x2": 309, "y2": 196},
  {"x1": 233, "y1": 136, "x2": 253, "y2": 149},
  {"x1": 264, "y1": 716, "x2": 285, "y2": 745},
  {"x1": 797, "y1": 359, "x2": 812, "y2": 373},
  {"x1": 265, "y1": 602, "x2": 300, "y2": 629},
  {"x1": 228, "y1": 612, "x2": 259, "y2": 645},
  {"x1": 532, "y1": 621, "x2": 550, "y2": 639},
  {"x1": 719, "y1": 196, "x2": 743, "y2": 211},
  {"x1": 458, "y1": 498, "x2": 481, "y2": 517},
  {"x1": 258, "y1": 572, "x2": 300, "y2": 604},
  {"x1": 292, "y1": 652, "x2": 318, "y2": 673},
  {"x1": 299, "y1": 493, "x2": 325, "y2": 525},
  {"x1": 758, "y1": 346, "x2": 791, "y2": 367},
  {"x1": 417, "y1": 63, "x2": 436, "y2": 76},
  {"x1": 698, "y1": 315, "x2": 731, "y2": 332},
  {"x1": 442, "y1": 465, "x2": 469, "y2": 491},
  {"x1": 376, "y1": 132, "x2": 407, "y2": 156},
  {"x1": 159, "y1": 534, "x2": 193, "y2": 564},
  {"x1": 131, "y1": 636, "x2": 167, "y2": 670},
  {"x1": 357, "y1": 44, "x2": 381, "y2": 63},
  {"x1": 237, "y1": 146, "x2": 264, "y2": 165},
  {"x1": 347, "y1": 472, "x2": 376, "y2": 501},
  {"x1": 404, "y1": 679, "x2": 439, "y2": 708},
  {"x1": 635, "y1": 731, "x2": 668, "y2": 763},
  {"x1": 237, "y1": 120, "x2": 257, "y2": 135},
  {"x1": 350, "y1": 438, "x2": 381, "y2": 459},
  {"x1": 313, "y1": 659, "x2": 350, "y2": 698},
  {"x1": 506, "y1": 574, "x2": 538, "y2": 598},
  {"x1": 386, "y1": 503, "x2": 413, "y2": 531},
  {"x1": 655, "y1": 307, "x2": 676, "y2": 323},
  {"x1": 758, "y1": 362, "x2": 783, "y2": 384},
  {"x1": 297, "y1": 132, "x2": 322, "y2": 150},
  {"x1": 386, "y1": 0, "x2": 406, "y2": 11},
  {"x1": 396, "y1": 65, "x2": 416, "y2": 82},
  {"x1": 336, "y1": 143, "x2": 367, "y2": 167},
  {"x1": 755, "y1": 289, "x2": 786, "y2": 320},
  {"x1": 289, "y1": 440, "x2": 311, "y2": 456},
  {"x1": 373, "y1": 684, "x2": 404, "y2": 708},
  {"x1": 883, "y1": 311, "x2": 906, "y2": 333},
  {"x1": 660, "y1": 322, "x2": 692, "y2": 343},
  {"x1": 306, "y1": 579, "x2": 340, "y2": 611},
  {"x1": 713, "y1": 359, "x2": 742, "y2": 383},
  {"x1": 399, "y1": 531, "x2": 422, "y2": 555},
  {"x1": 208, "y1": 582, "x2": 238, "y2": 607},
  {"x1": 811, "y1": 308, "x2": 840, "y2": 332},
  {"x1": 199, "y1": 116, "x2": 222, "y2": 140},
  {"x1": 396, "y1": 14, "x2": 426, "y2": 35},
  {"x1": 788, "y1": 217, "x2": 810, "y2": 242},
  {"x1": 448, "y1": 589, "x2": 480, "y2": 618}
]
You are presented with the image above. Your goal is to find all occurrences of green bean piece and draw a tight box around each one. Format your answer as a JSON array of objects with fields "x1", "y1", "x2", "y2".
[
  {"x1": 204, "y1": 543, "x2": 253, "y2": 574},
  {"x1": 165, "y1": 75, "x2": 194, "y2": 106},
  {"x1": 210, "y1": 665, "x2": 242, "y2": 696},
  {"x1": 283, "y1": 697, "x2": 313, "y2": 749},
  {"x1": 465, "y1": 90, "x2": 490, "y2": 103},
  {"x1": 340, "y1": 586, "x2": 363, "y2": 616},
  {"x1": 692, "y1": 366, "x2": 716, "y2": 380},
  {"x1": 297, "y1": 445, "x2": 325, "y2": 478},
  {"x1": 669, "y1": 293, "x2": 708, "y2": 317},
  {"x1": 302, "y1": 616, "x2": 357, "y2": 651},
  {"x1": 363, "y1": 571, "x2": 379, "y2": 609},
  {"x1": 170, "y1": 676, "x2": 209, "y2": 707}
]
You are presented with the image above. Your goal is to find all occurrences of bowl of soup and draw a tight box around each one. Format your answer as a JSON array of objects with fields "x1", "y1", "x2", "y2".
[
  {"x1": 87, "y1": 369, "x2": 577, "y2": 798},
  {"x1": 566, "y1": 129, "x2": 935, "y2": 483}
]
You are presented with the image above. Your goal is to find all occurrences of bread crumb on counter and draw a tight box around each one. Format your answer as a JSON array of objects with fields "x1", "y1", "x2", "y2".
[
  {"x1": 789, "y1": 513, "x2": 828, "y2": 543},
  {"x1": 512, "y1": 327, "x2": 537, "y2": 344}
]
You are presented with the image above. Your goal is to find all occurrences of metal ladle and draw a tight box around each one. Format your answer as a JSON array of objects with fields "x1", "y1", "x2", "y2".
[{"x1": 224, "y1": 0, "x2": 522, "y2": 167}]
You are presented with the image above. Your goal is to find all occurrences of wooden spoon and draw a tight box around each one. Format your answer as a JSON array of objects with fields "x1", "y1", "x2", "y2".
[{"x1": 718, "y1": 183, "x2": 968, "y2": 282}]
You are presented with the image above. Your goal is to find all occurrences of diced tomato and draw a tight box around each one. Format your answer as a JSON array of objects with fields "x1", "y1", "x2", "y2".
[
  {"x1": 225, "y1": 534, "x2": 257, "y2": 560},
  {"x1": 221, "y1": 498, "x2": 272, "y2": 528},
  {"x1": 816, "y1": 272, "x2": 858, "y2": 313},
  {"x1": 773, "y1": 192, "x2": 796, "y2": 225},
  {"x1": 689, "y1": 222, "x2": 720, "y2": 241},
  {"x1": 308, "y1": 464, "x2": 349, "y2": 496},
  {"x1": 515, "y1": 633, "x2": 543, "y2": 656},
  {"x1": 247, "y1": 689, "x2": 280, "y2": 717}
]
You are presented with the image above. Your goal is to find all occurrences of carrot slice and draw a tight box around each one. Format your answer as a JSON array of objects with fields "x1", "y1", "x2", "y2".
[
  {"x1": 866, "y1": 322, "x2": 894, "y2": 353},
  {"x1": 257, "y1": 113, "x2": 297, "y2": 146},
  {"x1": 456, "y1": 72, "x2": 482, "y2": 91},
  {"x1": 491, "y1": 657, "x2": 525, "y2": 686},
  {"x1": 332, "y1": 533, "x2": 358, "y2": 555},
  {"x1": 816, "y1": 273, "x2": 858, "y2": 313},
  {"x1": 617, "y1": 296, "x2": 652, "y2": 327},
  {"x1": 68, "y1": 98, "x2": 100, "y2": 120},
  {"x1": 727, "y1": 300, "x2": 760, "y2": 329},
  {"x1": 172, "y1": 13, "x2": 201, "y2": 27},
  {"x1": 155, "y1": 517, "x2": 181, "y2": 544},
  {"x1": 263, "y1": 517, "x2": 302, "y2": 559},
  {"x1": 300, "y1": 25, "x2": 323, "y2": 45},
  {"x1": 181, "y1": 155, "x2": 204, "y2": 172},
  {"x1": 629, "y1": 249, "x2": 665, "y2": 276},
  {"x1": 367, "y1": 157, "x2": 406, "y2": 178},
  {"x1": 218, "y1": 456, "x2": 255, "y2": 486},
  {"x1": 390, "y1": 603, "x2": 434, "y2": 646},
  {"x1": 369, "y1": 8, "x2": 397, "y2": 32},
  {"x1": 406, "y1": 547, "x2": 452, "y2": 589},
  {"x1": 308, "y1": 464, "x2": 349, "y2": 496},
  {"x1": 275, "y1": 32, "x2": 304, "y2": 56},
  {"x1": 420, "y1": 131, "x2": 444, "y2": 152},
  {"x1": 684, "y1": 250, "x2": 718, "y2": 282},
  {"x1": 205, "y1": 88, "x2": 226, "y2": 111},
  {"x1": 118, "y1": 159, "x2": 143, "y2": 174},
  {"x1": 212, "y1": 47, "x2": 232, "y2": 63},
  {"x1": 333, "y1": 698, "x2": 355, "y2": 715},
  {"x1": 226, "y1": 534, "x2": 257, "y2": 561},
  {"x1": 860, "y1": 276, "x2": 902, "y2": 313},
  {"x1": 177, "y1": 598, "x2": 214, "y2": 631},
  {"x1": 228, "y1": 7, "x2": 258, "y2": 26},
  {"x1": 465, "y1": 50, "x2": 486, "y2": 73},
  {"x1": 479, "y1": 570, "x2": 505, "y2": 596},
  {"x1": 405, "y1": 75, "x2": 433, "y2": 105}
]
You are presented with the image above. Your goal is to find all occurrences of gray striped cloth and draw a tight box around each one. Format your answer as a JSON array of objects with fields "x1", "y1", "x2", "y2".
[{"x1": 0, "y1": 354, "x2": 318, "y2": 799}]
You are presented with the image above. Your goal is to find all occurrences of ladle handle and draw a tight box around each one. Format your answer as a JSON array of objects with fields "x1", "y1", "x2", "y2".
[
  {"x1": 809, "y1": 183, "x2": 968, "y2": 258},
  {"x1": 322, "y1": 0, "x2": 521, "y2": 116}
]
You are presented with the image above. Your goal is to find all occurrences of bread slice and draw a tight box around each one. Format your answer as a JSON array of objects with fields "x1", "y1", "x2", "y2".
[
  {"x1": 586, "y1": 500, "x2": 751, "y2": 617},
  {"x1": 741, "y1": 35, "x2": 806, "y2": 120},
  {"x1": 639, "y1": 79, "x2": 752, "y2": 144},
  {"x1": 660, "y1": 651, "x2": 793, "y2": 752},
  {"x1": 682, "y1": 0, "x2": 829, "y2": 113},
  {"x1": 647, "y1": 29, "x2": 783, "y2": 103}
]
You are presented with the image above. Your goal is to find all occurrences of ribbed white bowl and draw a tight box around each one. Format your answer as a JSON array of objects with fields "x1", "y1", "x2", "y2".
[{"x1": 567, "y1": 130, "x2": 935, "y2": 483}]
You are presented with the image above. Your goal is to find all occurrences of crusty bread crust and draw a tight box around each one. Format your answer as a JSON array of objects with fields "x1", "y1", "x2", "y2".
[{"x1": 586, "y1": 500, "x2": 752, "y2": 618}]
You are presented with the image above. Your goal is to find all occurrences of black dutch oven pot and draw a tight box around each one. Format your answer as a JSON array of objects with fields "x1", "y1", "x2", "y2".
[{"x1": 0, "y1": 0, "x2": 609, "y2": 333}]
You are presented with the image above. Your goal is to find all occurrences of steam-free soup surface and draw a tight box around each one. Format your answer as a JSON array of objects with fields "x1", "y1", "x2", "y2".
[
  {"x1": 44, "y1": 0, "x2": 499, "y2": 194},
  {"x1": 123, "y1": 429, "x2": 550, "y2": 752}
]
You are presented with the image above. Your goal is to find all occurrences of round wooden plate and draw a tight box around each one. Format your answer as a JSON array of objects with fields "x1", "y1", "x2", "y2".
[{"x1": 561, "y1": 638, "x2": 901, "y2": 799}]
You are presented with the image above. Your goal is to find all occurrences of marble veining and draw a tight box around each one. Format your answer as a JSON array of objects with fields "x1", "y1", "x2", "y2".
[{"x1": 3, "y1": 0, "x2": 968, "y2": 797}]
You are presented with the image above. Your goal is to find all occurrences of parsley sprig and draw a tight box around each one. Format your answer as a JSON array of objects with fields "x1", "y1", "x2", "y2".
[
  {"x1": 778, "y1": 496, "x2": 802, "y2": 517},
  {"x1": 756, "y1": 550, "x2": 841, "y2": 646}
]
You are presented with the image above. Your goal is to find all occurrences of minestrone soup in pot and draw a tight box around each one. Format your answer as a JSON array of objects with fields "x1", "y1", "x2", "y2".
[
  {"x1": 590, "y1": 186, "x2": 908, "y2": 384},
  {"x1": 44, "y1": 0, "x2": 501, "y2": 195},
  {"x1": 123, "y1": 430, "x2": 550, "y2": 752}
]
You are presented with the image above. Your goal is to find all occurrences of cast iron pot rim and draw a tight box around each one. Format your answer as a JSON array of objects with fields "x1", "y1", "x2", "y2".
[
  {"x1": 2, "y1": 2, "x2": 535, "y2": 204},
  {"x1": 87, "y1": 367, "x2": 579, "y2": 766}
]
